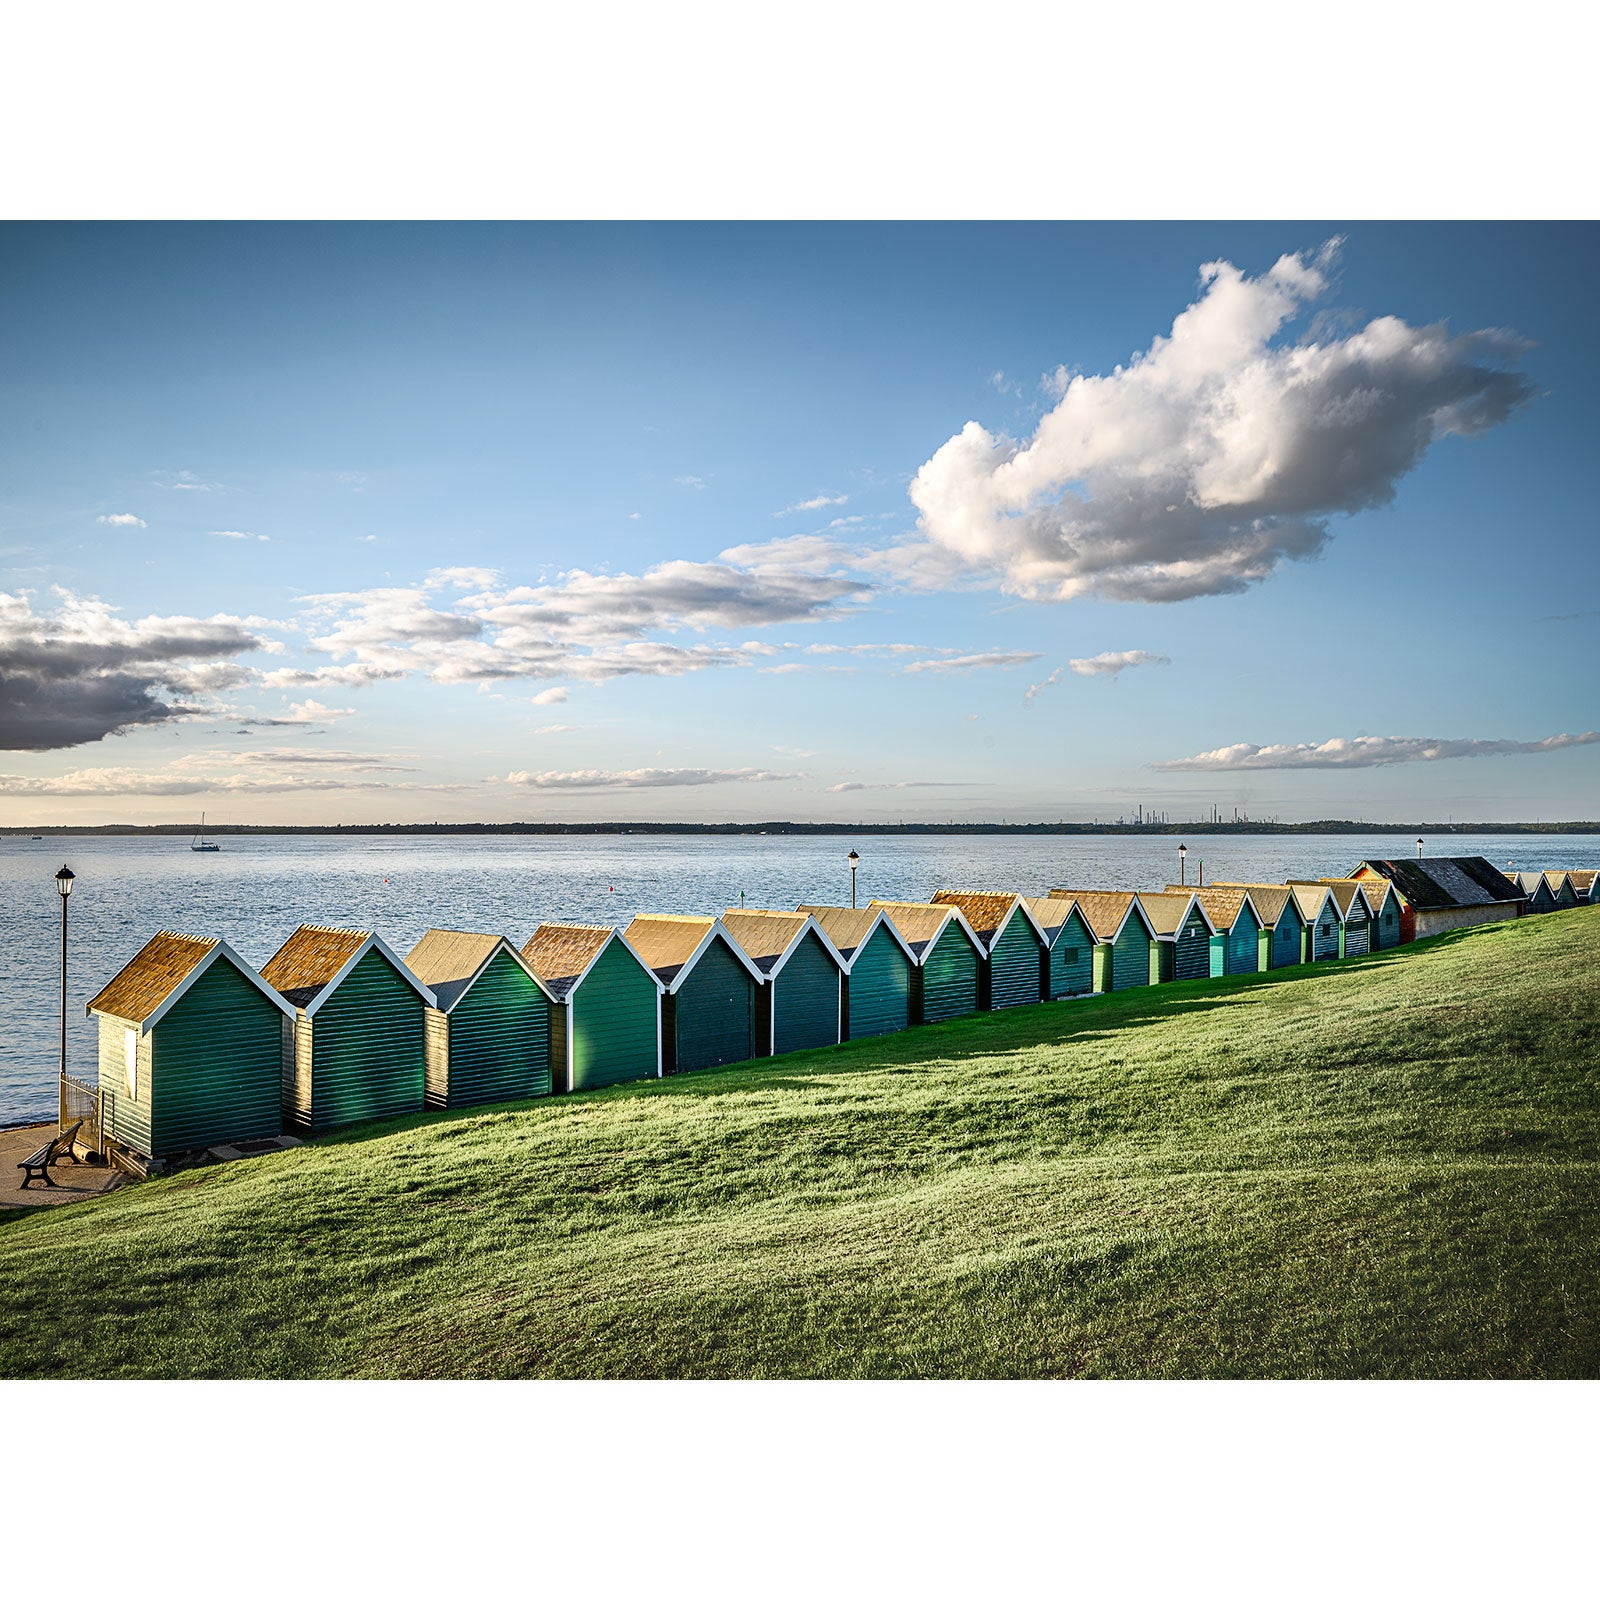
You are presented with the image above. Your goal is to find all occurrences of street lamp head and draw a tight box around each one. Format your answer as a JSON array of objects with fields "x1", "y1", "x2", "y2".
[
  {"x1": 847, "y1": 850, "x2": 859, "y2": 867},
  {"x1": 55, "y1": 864, "x2": 75, "y2": 897},
  {"x1": 1178, "y1": 843, "x2": 1187, "y2": 857}
]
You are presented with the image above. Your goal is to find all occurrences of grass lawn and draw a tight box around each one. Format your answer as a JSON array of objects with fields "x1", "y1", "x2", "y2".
[{"x1": 2, "y1": 908, "x2": 1597, "y2": 1379}]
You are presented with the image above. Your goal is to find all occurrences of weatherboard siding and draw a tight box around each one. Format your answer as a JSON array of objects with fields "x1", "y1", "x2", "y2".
[
  {"x1": 672, "y1": 939, "x2": 756, "y2": 1072},
  {"x1": 98, "y1": 1015, "x2": 153, "y2": 1157},
  {"x1": 571, "y1": 939, "x2": 658, "y2": 1089},
  {"x1": 987, "y1": 916, "x2": 1042, "y2": 1009},
  {"x1": 921, "y1": 927, "x2": 980, "y2": 1022},
  {"x1": 1227, "y1": 907, "x2": 1261, "y2": 976},
  {"x1": 772, "y1": 931, "x2": 841, "y2": 1053},
  {"x1": 846, "y1": 926, "x2": 912, "y2": 1038},
  {"x1": 148, "y1": 960, "x2": 284, "y2": 1155},
  {"x1": 1109, "y1": 919, "x2": 1151, "y2": 992},
  {"x1": 1341, "y1": 912, "x2": 1370, "y2": 960},
  {"x1": 1269, "y1": 909, "x2": 1302, "y2": 969},
  {"x1": 1174, "y1": 907, "x2": 1211, "y2": 982},
  {"x1": 432, "y1": 949, "x2": 551, "y2": 1108},
  {"x1": 305, "y1": 949, "x2": 426, "y2": 1133},
  {"x1": 1370, "y1": 898, "x2": 1401, "y2": 950},
  {"x1": 1311, "y1": 912, "x2": 1341, "y2": 962},
  {"x1": 1045, "y1": 914, "x2": 1094, "y2": 999}
]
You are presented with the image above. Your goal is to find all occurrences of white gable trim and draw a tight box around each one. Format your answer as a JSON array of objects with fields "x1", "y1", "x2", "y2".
[
  {"x1": 430, "y1": 935, "x2": 559, "y2": 1013},
  {"x1": 664, "y1": 921, "x2": 768, "y2": 995},
  {"x1": 303, "y1": 932, "x2": 436, "y2": 1016},
  {"x1": 766, "y1": 914, "x2": 849, "y2": 980},
  {"x1": 562, "y1": 928, "x2": 667, "y2": 1002},
  {"x1": 92, "y1": 938, "x2": 298, "y2": 1033}
]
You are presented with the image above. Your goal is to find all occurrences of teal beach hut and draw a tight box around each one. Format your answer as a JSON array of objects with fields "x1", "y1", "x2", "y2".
[
  {"x1": 1289, "y1": 886, "x2": 1343, "y2": 962},
  {"x1": 930, "y1": 891, "x2": 1051, "y2": 1009},
  {"x1": 1328, "y1": 877, "x2": 1402, "y2": 949},
  {"x1": 262, "y1": 924, "x2": 433, "y2": 1134},
  {"x1": 1185, "y1": 888, "x2": 1263, "y2": 976},
  {"x1": 1292, "y1": 880, "x2": 1372, "y2": 957},
  {"x1": 406, "y1": 929, "x2": 557, "y2": 1109},
  {"x1": 722, "y1": 909, "x2": 847, "y2": 1055},
  {"x1": 1021, "y1": 896, "x2": 1097, "y2": 999},
  {"x1": 522, "y1": 923, "x2": 663, "y2": 1092},
  {"x1": 869, "y1": 900, "x2": 985, "y2": 1024},
  {"x1": 625, "y1": 915, "x2": 766, "y2": 1074},
  {"x1": 85, "y1": 931, "x2": 296, "y2": 1161},
  {"x1": 796, "y1": 905, "x2": 917, "y2": 1039},
  {"x1": 1137, "y1": 891, "x2": 1215, "y2": 982},
  {"x1": 1050, "y1": 891, "x2": 1158, "y2": 993}
]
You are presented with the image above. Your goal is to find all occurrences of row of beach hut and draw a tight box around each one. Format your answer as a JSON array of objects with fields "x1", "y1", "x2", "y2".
[{"x1": 81, "y1": 856, "x2": 1596, "y2": 1166}]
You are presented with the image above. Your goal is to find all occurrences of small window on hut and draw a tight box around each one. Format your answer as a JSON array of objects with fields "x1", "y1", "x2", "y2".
[{"x1": 123, "y1": 1026, "x2": 138, "y2": 1098}]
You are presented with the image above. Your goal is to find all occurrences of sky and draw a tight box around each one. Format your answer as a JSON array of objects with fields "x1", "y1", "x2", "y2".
[{"x1": 1, "y1": 220, "x2": 1596, "y2": 825}]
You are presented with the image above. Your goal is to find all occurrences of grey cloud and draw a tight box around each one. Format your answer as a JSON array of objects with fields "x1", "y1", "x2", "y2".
[{"x1": 499, "y1": 766, "x2": 804, "y2": 790}]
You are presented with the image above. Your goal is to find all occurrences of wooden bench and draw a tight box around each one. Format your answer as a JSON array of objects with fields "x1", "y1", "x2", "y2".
[{"x1": 18, "y1": 1120, "x2": 84, "y2": 1190}]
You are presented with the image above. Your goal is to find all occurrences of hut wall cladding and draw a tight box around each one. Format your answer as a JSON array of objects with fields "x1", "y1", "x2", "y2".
[
  {"x1": 671, "y1": 939, "x2": 756, "y2": 1073},
  {"x1": 1270, "y1": 910, "x2": 1303, "y2": 968},
  {"x1": 1310, "y1": 909, "x2": 1341, "y2": 962},
  {"x1": 98, "y1": 1015, "x2": 152, "y2": 1156},
  {"x1": 920, "y1": 928, "x2": 981, "y2": 1023},
  {"x1": 301, "y1": 949, "x2": 426, "y2": 1133},
  {"x1": 1341, "y1": 909, "x2": 1371, "y2": 960},
  {"x1": 1174, "y1": 907, "x2": 1211, "y2": 982},
  {"x1": 1108, "y1": 918, "x2": 1151, "y2": 992},
  {"x1": 569, "y1": 939, "x2": 658, "y2": 1091},
  {"x1": 1227, "y1": 908, "x2": 1262, "y2": 976},
  {"x1": 772, "y1": 932, "x2": 841, "y2": 1054},
  {"x1": 1045, "y1": 913, "x2": 1094, "y2": 999},
  {"x1": 146, "y1": 960, "x2": 284, "y2": 1155},
  {"x1": 988, "y1": 915, "x2": 1044, "y2": 1009},
  {"x1": 1370, "y1": 896, "x2": 1401, "y2": 949},
  {"x1": 431, "y1": 950, "x2": 552, "y2": 1109},
  {"x1": 845, "y1": 927, "x2": 913, "y2": 1039}
]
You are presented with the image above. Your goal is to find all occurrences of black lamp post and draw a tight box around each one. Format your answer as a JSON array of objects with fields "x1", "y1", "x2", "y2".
[
  {"x1": 55, "y1": 865, "x2": 75, "y2": 1119},
  {"x1": 1178, "y1": 843, "x2": 1187, "y2": 886},
  {"x1": 1416, "y1": 836, "x2": 1424, "y2": 860},
  {"x1": 847, "y1": 849, "x2": 860, "y2": 910}
]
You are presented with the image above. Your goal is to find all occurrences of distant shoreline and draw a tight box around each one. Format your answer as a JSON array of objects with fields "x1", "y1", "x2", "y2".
[{"x1": 4, "y1": 820, "x2": 1598, "y2": 838}]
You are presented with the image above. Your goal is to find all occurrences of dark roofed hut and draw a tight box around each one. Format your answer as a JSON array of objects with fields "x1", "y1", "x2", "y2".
[
  {"x1": 1021, "y1": 896, "x2": 1096, "y2": 999},
  {"x1": 406, "y1": 929, "x2": 556, "y2": 1109},
  {"x1": 522, "y1": 924, "x2": 663, "y2": 1092},
  {"x1": 1351, "y1": 858, "x2": 1524, "y2": 939},
  {"x1": 869, "y1": 900, "x2": 985, "y2": 1024},
  {"x1": 262, "y1": 924, "x2": 431, "y2": 1134},
  {"x1": 930, "y1": 891, "x2": 1051, "y2": 1009},
  {"x1": 797, "y1": 905, "x2": 916, "y2": 1039},
  {"x1": 722, "y1": 910, "x2": 847, "y2": 1056},
  {"x1": 625, "y1": 915, "x2": 764, "y2": 1074},
  {"x1": 86, "y1": 931, "x2": 295, "y2": 1161}
]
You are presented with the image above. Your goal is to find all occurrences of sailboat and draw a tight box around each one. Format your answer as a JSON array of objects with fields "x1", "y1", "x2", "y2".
[{"x1": 191, "y1": 811, "x2": 221, "y2": 852}]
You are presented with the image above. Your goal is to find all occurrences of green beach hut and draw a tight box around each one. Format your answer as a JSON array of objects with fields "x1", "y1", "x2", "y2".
[
  {"x1": 262, "y1": 924, "x2": 432, "y2": 1135},
  {"x1": 1547, "y1": 872, "x2": 1580, "y2": 911},
  {"x1": 1291, "y1": 880, "x2": 1372, "y2": 957},
  {"x1": 1021, "y1": 895, "x2": 1097, "y2": 999},
  {"x1": 1183, "y1": 888, "x2": 1264, "y2": 976},
  {"x1": 796, "y1": 904, "x2": 917, "y2": 1039},
  {"x1": 625, "y1": 914, "x2": 766, "y2": 1074},
  {"x1": 722, "y1": 909, "x2": 848, "y2": 1056},
  {"x1": 521, "y1": 923, "x2": 664, "y2": 1092},
  {"x1": 1136, "y1": 891, "x2": 1215, "y2": 983},
  {"x1": 1049, "y1": 891, "x2": 1158, "y2": 994},
  {"x1": 1289, "y1": 886, "x2": 1343, "y2": 963},
  {"x1": 1507, "y1": 872, "x2": 1557, "y2": 914},
  {"x1": 869, "y1": 900, "x2": 985, "y2": 1024},
  {"x1": 406, "y1": 929, "x2": 557, "y2": 1110},
  {"x1": 930, "y1": 891, "x2": 1051, "y2": 1009},
  {"x1": 1569, "y1": 870, "x2": 1598, "y2": 906},
  {"x1": 1327, "y1": 877, "x2": 1402, "y2": 949},
  {"x1": 1201, "y1": 883, "x2": 1307, "y2": 969},
  {"x1": 85, "y1": 931, "x2": 296, "y2": 1162}
]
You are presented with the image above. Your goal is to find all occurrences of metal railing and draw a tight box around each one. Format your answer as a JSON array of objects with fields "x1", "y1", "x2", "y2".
[{"x1": 59, "y1": 1073, "x2": 103, "y2": 1159}]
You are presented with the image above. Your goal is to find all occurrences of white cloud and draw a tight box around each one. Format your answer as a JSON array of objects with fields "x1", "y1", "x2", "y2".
[
  {"x1": 498, "y1": 766, "x2": 803, "y2": 790},
  {"x1": 163, "y1": 470, "x2": 222, "y2": 492},
  {"x1": 1156, "y1": 732, "x2": 1600, "y2": 772},
  {"x1": 900, "y1": 650, "x2": 1042, "y2": 674},
  {"x1": 1023, "y1": 667, "x2": 1063, "y2": 704},
  {"x1": 674, "y1": 475, "x2": 708, "y2": 490},
  {"x1": 531, "y1": 724, "x2": 581, "y2": 735},
  {"x1": 531, "y1": 687, "x2": 569, "y2": 706},
  {"x1": 207, "y1": 530, "x2": 270, "y2": 542},
  {"x1": 98, "y1": 513, "x2": 147, "y2": 528},
  {"x1": 1069, "y1": 649, "x2": 1171, "y2": 678},
  {"x1": 826, "y1": 780, "x2": 982, "y2": 793},
  {"x1": 777, "y1": 493, "x2": 848, "y2": 515},
  {"x1": 904, "y1": 240, "x2": 1534, "y2": 603},
  {"x1": 275, "y1": 699, "x2": 354, "y2": 723},
  {"x1": 356, "y1": 534, "x2": 378, "y2": 543}
]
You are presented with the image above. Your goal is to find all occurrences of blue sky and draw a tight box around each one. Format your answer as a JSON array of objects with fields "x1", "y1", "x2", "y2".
[{"x1": 1, "y1": 221, "x2": 1596, "y2": 824}]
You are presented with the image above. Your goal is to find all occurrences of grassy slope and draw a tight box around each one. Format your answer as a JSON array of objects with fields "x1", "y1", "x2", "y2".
[{"x1": 2, "y1": 909, "x2": 1597, "y2": 1379}]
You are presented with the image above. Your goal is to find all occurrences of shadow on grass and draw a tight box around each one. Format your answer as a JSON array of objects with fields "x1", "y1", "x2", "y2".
[{"x1": 315, "y1": 924, "x2": 1498, "y2": 1150}]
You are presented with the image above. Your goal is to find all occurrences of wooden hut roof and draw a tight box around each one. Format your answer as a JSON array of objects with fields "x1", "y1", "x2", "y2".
[
  {"x1": 928, "y1": 891, "x2": 1045, "y2": 950},
  {"x1": 1312, "y1": 880, "x2": 1373, "y2": 918},
  {"x1": 520, "y1": 922, "x2": 615, "y2": 998},
  {"x1": 1134, "y1": 891, "x2": 1205, "y2": 938},
  {"x1": 87, "y1": 931, "x2": 295, "y2": 1032},
  {"x1": 624, "y1": 915, "x2": 766, "y2": 991},
  {"x1": 1020, "y1": 895, "x2": 1089, "y2": 944},
  {"x1": 795, "y1": 905, "x2": 917, "y2": 967},
  {"x1": 261, "y1": 924, "x2": 432, "y2": 1012},
  {"x1": 1046, "y1": 890, "x2": 1150, "y2": 943},
  {"x1": 720, "y1": 909, "x2": 809, "y2": 971},
  {"x1": 1288, "y1": 884, "x2": 1338, "y2": 923},
  {"x1": 1195, "y1": 883, "x2": 1298, "y2": 924},
  {"x1": 1351, "y1": 857, "x2": 1522, "y2": 910},
  {"x1": 1324, "y1": 876, "x2": 1393, "y2": 914},
  {"x1": 1567, "y1": 869, "x2": 1596, "y2": 895},
  {"x1": 867, "y1": 900, "x2": 981, "y2": 960},
  {"x1": 405, "y1": 928, "x2": 550, "y2": 1011},
  {"x1": 1183, "y1": 887, "x2": 1255, "y2": 931}
]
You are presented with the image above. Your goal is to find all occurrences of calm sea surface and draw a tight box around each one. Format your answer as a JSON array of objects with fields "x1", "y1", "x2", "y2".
[{"x1": 2, "y1": 831, "x2": 1592, "y2": 1124}]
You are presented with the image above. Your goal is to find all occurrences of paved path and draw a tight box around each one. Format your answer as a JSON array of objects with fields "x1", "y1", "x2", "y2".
[{"x1": 0, "y1": 1123, "x2": 122, "y2": 1208}]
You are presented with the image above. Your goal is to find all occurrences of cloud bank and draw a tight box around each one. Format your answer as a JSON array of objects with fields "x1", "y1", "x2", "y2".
[
  {"x1": 904, "y1": 241, "x2": 1534, "y2": 603},
  {"x1": 499, "y1": 766, "x2": 803, "y2": 790},
  {"x1": 1156, "y1": 732, "x2": 1599, "y2": 771}
]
